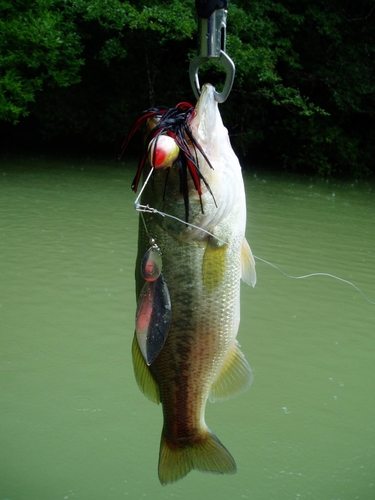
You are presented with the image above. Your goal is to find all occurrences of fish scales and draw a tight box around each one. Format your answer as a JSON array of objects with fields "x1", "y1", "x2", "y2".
[{"x1": 132, "y1": 84, "x2": 256, "y2": 485}]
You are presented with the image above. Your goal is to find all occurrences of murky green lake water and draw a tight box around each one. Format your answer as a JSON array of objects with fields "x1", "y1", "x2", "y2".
[{"x1": 1, "y1": 157, "x2": 374, "y2": 500}]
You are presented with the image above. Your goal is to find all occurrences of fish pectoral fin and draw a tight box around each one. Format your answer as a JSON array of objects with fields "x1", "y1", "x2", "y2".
[
  {"x1": 202, "y1": 238, "x2": 227, "y2": 292},
  {"x1": 131, "y1": 334, "x2": 160, "y2": 404},
  {"x1": 241, "y1": 237, "x2": 257, "y2": 287},
  {"x1": 158, "y1": 429, "x2": 236, "y2": 485},
  {"x1": 209, "y1": 342, "x2": 253, "y2": 402}
]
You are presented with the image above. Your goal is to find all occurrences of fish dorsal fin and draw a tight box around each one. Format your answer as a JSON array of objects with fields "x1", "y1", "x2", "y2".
[
  {"x1": 241, "y1": 237, "x2": 256, "y2": 287},
  {"x1": 132, "y1": 334, "x2": 160, "y2": 404},
  {"x1": 209, "y1": 342, "x2": 253, "y2": 402},
  {"x1": 202, "y1": 239, "x2": 227, "y2": 292}
]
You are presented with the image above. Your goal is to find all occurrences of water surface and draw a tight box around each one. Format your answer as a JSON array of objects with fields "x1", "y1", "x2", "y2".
[{"x1": 1, "y1": 157, "x2": 374, "y2": 499}]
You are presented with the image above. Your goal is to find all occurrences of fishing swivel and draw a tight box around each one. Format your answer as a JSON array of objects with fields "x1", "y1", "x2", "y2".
[{"x1": 189, "y1": 0, "x2": 235, "y2": 103}]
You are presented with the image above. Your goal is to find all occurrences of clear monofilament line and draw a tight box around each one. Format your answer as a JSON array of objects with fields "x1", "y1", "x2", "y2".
[
  {"x1": 254, "y1": 255, "x2": 375, "y2": 305},
  {"x1": 135, "y1": 203, "x2": 227, "y2": 245},
  {"x1": 133, "y1": 170, "x2": 374, "y2": 305},
  {"x1": 156, "y1": 209, "x2": 228, "y2": 245},
  {"x1": 133, "y1": 165, "x2": 223, "y2": 241},
  {"x1": 134, "y1": 167, "x2": 155, "y2": 210},
  {"x1": 139, "y1": 211, "x2": 151, "y2": 239}
]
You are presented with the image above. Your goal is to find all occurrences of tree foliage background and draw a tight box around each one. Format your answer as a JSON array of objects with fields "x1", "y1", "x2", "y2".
[{"x1": 1, "y1": 0, "x2": 375, "y2": 177}]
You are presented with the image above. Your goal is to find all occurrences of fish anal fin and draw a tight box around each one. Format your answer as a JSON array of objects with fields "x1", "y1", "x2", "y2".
[
  {"x1": 209, "y1": 342, "x2": 253, "y2": 402},
  {"x1": 241, "y1": 237, "x2": 256, "y2": 287},
  {"x1": 202, "y1": 240, "x2": 227, "y2": 292},
  {"x1": 131, "y1": 334, "x2": 160, "y2": 404},
  {"x1": 158, "y1": 429, "x2": 236, "y2": 485}
]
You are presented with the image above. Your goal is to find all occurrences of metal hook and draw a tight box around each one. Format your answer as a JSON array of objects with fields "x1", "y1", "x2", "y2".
[
  {"x1": 189, "y1": 50, "x2": 235, "y2": 104},
  {"x1": 189, "y1": 8, "x2": 235, "y2": 103}
]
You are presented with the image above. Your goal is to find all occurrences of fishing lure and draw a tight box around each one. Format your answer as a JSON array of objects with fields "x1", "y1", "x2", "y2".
[{"x1": 119, "y1": 102, "x2": 217, "y2": 223}]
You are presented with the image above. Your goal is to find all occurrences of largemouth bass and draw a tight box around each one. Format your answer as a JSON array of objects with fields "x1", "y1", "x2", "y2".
[{"x1": 130, "y1": 84, "x2": 256, "y2": 485}]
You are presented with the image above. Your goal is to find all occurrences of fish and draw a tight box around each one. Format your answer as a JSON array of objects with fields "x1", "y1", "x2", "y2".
[{"x1": 129, "y1": 83, "x2": 256, "y2": 485}]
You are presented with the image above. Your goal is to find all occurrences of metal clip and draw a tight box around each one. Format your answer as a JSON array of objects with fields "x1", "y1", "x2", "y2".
[{"x1": 189, "y1": 8, "x2": 235, "y2": 103}]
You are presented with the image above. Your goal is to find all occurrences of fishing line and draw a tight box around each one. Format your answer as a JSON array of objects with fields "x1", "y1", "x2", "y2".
[
  {"x1": 136, "y1": 203, "x2": 228, "y2": 245},
  {"x1": 134, "y1": 166, "x2": 155, "y2": 209},
  {"x1": 139, "y1": 211, "x2": 151, "y2": 239},
  {"x1": 134, "y1": 164, "x2": 228, "y2": 245},
  {"x1": 134, "y1": 167, "x2": 374, "y2": 305},
  {"x1": 136, "y1": 197, "x2": 374, "y2": 304},
  {"x1": 135, "y1": 198, "x2": 374, "y2": 304},
  {"x1": 254, "y1": 255, "x2": 375, "y2": 305}
]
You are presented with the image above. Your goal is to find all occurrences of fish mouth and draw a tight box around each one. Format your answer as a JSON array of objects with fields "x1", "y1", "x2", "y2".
[{"x1": 191, "y1": 84, "x2": 217, "y2": 131}]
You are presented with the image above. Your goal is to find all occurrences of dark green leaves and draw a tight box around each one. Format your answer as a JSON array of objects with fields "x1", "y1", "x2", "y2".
[{"x1": 1, "y1": 0, "x2": 375, "y2": 176}]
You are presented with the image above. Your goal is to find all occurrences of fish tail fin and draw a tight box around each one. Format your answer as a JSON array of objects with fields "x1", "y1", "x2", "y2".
[{"x1": 158, "y1": 428, "x2": 237, "y2": 485}]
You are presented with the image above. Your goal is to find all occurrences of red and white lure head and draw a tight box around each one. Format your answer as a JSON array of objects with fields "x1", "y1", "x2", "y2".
[{"x1": 147, "y1": 135, "x2": 180, "y2": 169}]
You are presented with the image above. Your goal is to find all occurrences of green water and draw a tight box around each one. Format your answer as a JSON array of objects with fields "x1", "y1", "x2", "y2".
[{"x1": 1, "y1": 157, "x2": 374, "y2": 500}]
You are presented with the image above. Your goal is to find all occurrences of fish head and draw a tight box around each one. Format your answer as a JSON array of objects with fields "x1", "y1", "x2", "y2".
[
  {"x1": 135, "y1": 84, "x2": 246, "y2": 242},
  {"x1": 190, "y1": 84, "x2": 224, "y2": 164},
  {"x1": 187, "y1": 84, "x2": 247, "y2": 238}
]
